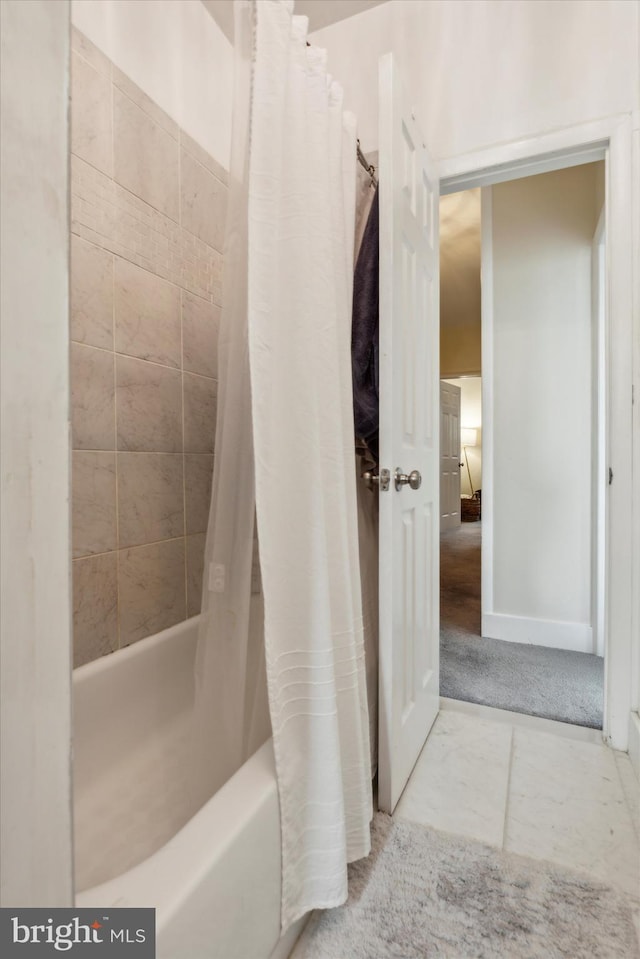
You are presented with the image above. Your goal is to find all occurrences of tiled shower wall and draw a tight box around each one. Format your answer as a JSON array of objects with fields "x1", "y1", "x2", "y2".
[{"x1": 70, "y1": 28, "x2": 226, "y2": 667}]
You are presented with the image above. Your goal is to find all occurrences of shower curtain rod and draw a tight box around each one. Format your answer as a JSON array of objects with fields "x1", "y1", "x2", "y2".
[
  {"x1": 357, "y1": 139, "x2": 378, "y2": 187},
  {"x1": 303, "y1": 44, "x2": 377, "y2": 186}
]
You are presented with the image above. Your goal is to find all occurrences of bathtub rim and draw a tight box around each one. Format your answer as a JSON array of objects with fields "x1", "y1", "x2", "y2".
[{"x1": 72, "y1": 613, "x2": 202, "y2": 682}]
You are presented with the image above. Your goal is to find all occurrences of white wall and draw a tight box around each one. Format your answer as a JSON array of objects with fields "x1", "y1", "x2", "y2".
[
  {"x1": 71, "y1": 0, "x2": 233, "y2": 169},
  {"x1": 311, "y1": 0, "x2": 639, "y2": 161},
  {"x1": 445, "y1": 377, "x2": 482, "y2": 497},
  {"x1": 314, "y1": 0, "x2": 639, "y2": 743},
  {"x1": 487, "y1": 165, "x2": 600, "y2": 651},
  {"x1": 0, "y1": 0, "x2": 73, "y2": 906}
]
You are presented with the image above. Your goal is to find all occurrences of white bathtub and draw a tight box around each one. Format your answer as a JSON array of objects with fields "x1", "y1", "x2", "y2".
[{"x1": 73, "y1": 616, "x2": 305, "y2": 959}]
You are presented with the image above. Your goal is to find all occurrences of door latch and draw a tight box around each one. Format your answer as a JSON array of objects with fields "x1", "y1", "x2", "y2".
[{"x1": 363, "y1": 468, "x2": 391, "y2": 492}]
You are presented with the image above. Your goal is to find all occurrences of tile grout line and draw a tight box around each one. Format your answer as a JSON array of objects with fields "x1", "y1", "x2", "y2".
[
  {"x1": 181, "y1": 289, "x2": 189, "y2": 617},
  {"x1": 74, "y1": 535, "x2": 188, "y2": 565},
  {"x1": 112, "y1": 236, "x2": 121, "y2": 653},
  {"x1": 110, "y1": 53, "x2": 120, "y2": 653},
  {"x1": 501, "y1": 725, "x2": 516, "y2": 851},
  {"x1": 70, "y1": 338, "x2": 218, "y2": 381}
]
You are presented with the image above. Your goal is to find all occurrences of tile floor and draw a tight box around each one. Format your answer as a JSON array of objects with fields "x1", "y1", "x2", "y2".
[{"x1": 395, "y1": 700, "x2": 640, "y2": 901}]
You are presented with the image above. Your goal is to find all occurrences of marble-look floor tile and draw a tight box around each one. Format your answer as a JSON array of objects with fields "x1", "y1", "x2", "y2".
[
  {"x1": 394, "y1": 709, "x2": 512, "y2": 847},
  {"x1": 614, "y1": 750, "x2": 640, "y2": 842},
  {"x1": 505, "y1": 727, "x2": 640, "y2": 899}
]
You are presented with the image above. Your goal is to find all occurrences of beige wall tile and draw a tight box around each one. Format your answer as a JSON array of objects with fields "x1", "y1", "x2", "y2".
[
  {"x1": 114, "y1": 90, "x2": 179, "y2": 221},
  {"x1": 112, "y1": 66, "x2": 179, "y2": 139},
  {"x1": 116, "y1": 356, "x2": 182, "y2": 452},
  {"x1": 71, "y1": 235, "x2": 114, "y2": 349},
  {"x1": 72, "y1": 154, "x2": 223, "y2": 305},
  {"x1": 118, "y1": 452, "x2": 184, "y2": 548},
  {"x1": 182, "y1": 291, "x2": 220, "y2": 378},
  {"x1": 186, "y1": 533, "x2": 206, "y2": 618},
  {"x1": 73, "y1": 553, "x2": 118, "y2": 667},
  {"x1": 71, "y1": 52, "x2": 113, "y2": 177},
  {"x1": 115, "y1": 259, "x2": 181, "y2": 368},
  {"x1": 71, "y1": 344, "x2": 115, "y2": 450},
  {"x1": 185, "y1": 454, "x2": 214, "y2": 535},
  {"x1": 180, "y1": 149, "x2": 227, "y2": 252},
  {"x1": 71, "y1": 26, "x2": 111, "y2": 79},
  {"x1": 183, "y1": 373, "x2": 217, "y2": 453},
  {"x1": 119, "y1": 539, "x2": 186, "y2": 645},
  {"x1": 72, "y1": 452, "x2": 117, "y2": 558},
  {"x1": 180, "y1": 129, "x2": 228, "y2": 185}
]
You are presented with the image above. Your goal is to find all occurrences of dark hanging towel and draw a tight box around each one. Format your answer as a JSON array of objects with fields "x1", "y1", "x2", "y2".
[{"x1": 351, "y1": 186, "x2": 379, "y2": 462}]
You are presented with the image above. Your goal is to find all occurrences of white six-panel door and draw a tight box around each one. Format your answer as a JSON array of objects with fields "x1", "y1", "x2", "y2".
[
  {"x1": 440, "y1": 381, "x2": 461, "y2": 530},
  {"x1": 378, "y1": 53, "x2": 440, "y2": 813}
]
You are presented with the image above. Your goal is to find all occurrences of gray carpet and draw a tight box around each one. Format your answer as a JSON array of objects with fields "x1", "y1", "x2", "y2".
[
  {"x1": 440, "y1": 523, "x2": 604, "y2": 728},
  {"x1": 292, "y1": 814, "x2": 639, "y2": 959}
]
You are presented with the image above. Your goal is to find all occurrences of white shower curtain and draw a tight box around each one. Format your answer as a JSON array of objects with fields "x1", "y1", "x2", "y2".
[
  {"x1": 193, "y1": 0, "x2": 264, "y2": 807},
  {"x1": 195, "y1": 0, "x2": 372, "y2": 932},
  {"x1": 248, "y1": 0, "x2": 372, "y2": 930}
]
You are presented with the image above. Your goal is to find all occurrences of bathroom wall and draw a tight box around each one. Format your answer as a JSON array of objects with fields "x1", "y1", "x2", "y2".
[
  {"x1": 71, "y1": 0, "x2": 233, "y2": 170},
  {"x1": 70, "y1": 27, "x2": 226, "y2": 666},
  {"x1": 310, "y1": 0, "x2": 639, "y2": 160},
  {"x1": 1, "y1": 0, "x2": 74, "y2": 907}
]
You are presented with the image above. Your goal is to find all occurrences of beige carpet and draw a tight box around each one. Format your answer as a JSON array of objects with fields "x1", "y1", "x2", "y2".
[{"x1": 291, "y1": 814, "x2": 639, "y2": 959}]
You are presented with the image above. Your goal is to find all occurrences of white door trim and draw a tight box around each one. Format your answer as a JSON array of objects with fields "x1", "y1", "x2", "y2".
[
  {"x1": 480, "y1": 186, "x2": 494, "y2": 619},
  {"x1": 440, "y1": 115, "x2": 635, "y2": 751},
  {"x1": 592, "y1": 207, "x2": 606, "y2": 660}
]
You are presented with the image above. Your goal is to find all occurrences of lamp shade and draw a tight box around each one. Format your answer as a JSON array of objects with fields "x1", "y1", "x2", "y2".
[{"x1": 461, "y1": 427, "x2": 478, "y2": 448}]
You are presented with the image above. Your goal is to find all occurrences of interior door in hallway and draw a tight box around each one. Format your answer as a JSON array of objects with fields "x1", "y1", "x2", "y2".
[
  {"x1": 440, "y1": 381, "x2": 461, "y2": 530},
  {"x1": 378, "y1": 53, "x2": 440, "y2": 814}
]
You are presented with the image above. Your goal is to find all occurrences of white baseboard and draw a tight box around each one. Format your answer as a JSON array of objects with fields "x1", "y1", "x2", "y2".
[
  {"x1": 482, "y1": 612, "x2": 594, "y2": 654},
  {"x1": 628, "y1": 711, "x2": 640, "y2": 782}
]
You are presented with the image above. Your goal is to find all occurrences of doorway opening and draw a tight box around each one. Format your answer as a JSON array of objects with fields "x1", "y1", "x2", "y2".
[{"x1": 438, "y1": 162, "x2": 606, "y2": 730}]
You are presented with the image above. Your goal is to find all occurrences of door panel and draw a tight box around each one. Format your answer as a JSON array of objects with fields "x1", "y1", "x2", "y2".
[
  {"x1": 378, "y1": 53, "x2": 440, "y2": 813},
  {"x1": 440, "y1": 381, "x2": 461, "y2": 530}
]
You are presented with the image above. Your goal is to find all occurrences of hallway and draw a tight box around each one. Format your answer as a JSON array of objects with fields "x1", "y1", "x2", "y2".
[{"x1": 440, "y1": 523, "x2": 604, "y2": 728}]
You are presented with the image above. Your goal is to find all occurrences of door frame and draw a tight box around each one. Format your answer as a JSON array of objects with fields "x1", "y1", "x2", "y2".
[{"x1": 439, "y1": 115, "x2": 635, "y2": 751}]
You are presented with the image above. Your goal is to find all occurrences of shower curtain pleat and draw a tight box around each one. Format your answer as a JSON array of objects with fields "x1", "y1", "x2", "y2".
[{"x1": 248, "y1": 0, "x2": 372, "y2": 931}]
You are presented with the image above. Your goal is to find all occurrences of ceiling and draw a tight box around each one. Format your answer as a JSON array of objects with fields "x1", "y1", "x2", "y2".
[
  {"x1": 202, "y1": 1, "x2": 389, "y2": 42},
  {"x1": 440, "y1": 189, "x2": 481, "y2": 330}
]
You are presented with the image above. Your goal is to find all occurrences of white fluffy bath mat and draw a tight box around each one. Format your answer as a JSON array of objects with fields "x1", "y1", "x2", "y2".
[{"x1": 291, "y1": 814, "x2": 639, "y2": 959}]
